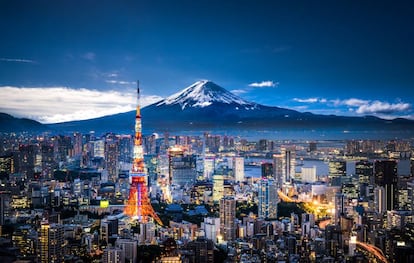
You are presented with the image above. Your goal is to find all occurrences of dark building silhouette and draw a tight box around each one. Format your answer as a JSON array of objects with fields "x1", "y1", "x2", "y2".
[
  {"x1": 0, "y1": 153, "x2": 14, "y2": 178},
  {"x1": 375, "y1": 160, "x2": 398, "y2": 211},
  {"x1": 309, "y1": 141, "x2": 317, "y2": 152},
  {"x1": 17, "y1": 144, "x2": 37, "y2": 179},
  {"x1": 41, "y1": 143, "x2": 56, "y2": 180},
  {"x1": 185, "y1": 237, "x2": 214, "y2": 263},
  {"x1": 261, "y1": 162, "x2": 273, "y2": 179}
]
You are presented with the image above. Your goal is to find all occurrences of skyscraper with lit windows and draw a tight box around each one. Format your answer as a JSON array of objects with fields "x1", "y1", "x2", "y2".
[
  {"x1": 105, "y1": 139, "x2": 119, "y2": 182},
  {"x1": 39, "y1": 221, "x2": 64, "y2": 263},
  {"x1": 258, "y1": 177, "x2": 278, "y2": 219},
  {"x1": 281, "y1": 146, "x2": 296, "y2": 184},
  {"x1": 329, "y1": 160, "x2": 346, "y2": 186},
  {"x1": 273, "y1": 154, "x2": 284, "y2": 188},
  {"x1": 219, "y1": 197, "x2": 236, "y2": 241}
]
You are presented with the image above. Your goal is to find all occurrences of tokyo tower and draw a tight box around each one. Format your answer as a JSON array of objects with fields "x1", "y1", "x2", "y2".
[{"x1": 124, "y1": 82, "x2": 163, "y2": 226}]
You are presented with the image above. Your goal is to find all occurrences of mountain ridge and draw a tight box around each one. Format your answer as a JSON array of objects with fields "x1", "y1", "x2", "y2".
[
  {"x1": 0, "y1": 113, "x2": 46, "y2": 132},
  {"x1": 50, "y1": 80, "x2": 414, "y2": 135},
  {"x1": 2, "y1": 80, "x2": 414, "y2": 137}
]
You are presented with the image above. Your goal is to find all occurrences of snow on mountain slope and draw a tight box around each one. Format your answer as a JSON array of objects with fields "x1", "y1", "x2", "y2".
[{"x1": 156, "y1": 80, "x2": 258, "y2": 110}]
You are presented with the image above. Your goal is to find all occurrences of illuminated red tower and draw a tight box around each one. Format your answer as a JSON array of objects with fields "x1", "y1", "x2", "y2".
[{"x1": 124, "y1": 82, "x2": 162, "y2": 225}]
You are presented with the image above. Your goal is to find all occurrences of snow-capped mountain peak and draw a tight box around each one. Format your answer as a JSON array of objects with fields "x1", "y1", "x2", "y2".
[{"x1": 156, "y1": 80, "x2": 256, "y2": 110}]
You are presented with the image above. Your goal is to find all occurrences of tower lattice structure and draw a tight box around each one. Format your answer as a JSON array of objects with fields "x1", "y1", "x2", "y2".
[{"x1": 124, "y1": 82, "x2": 163, "y2": 225}]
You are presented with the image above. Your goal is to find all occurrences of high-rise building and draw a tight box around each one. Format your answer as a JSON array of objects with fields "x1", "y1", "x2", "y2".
[
  {"x1": 53, "y1": 135, "x2": 72, "y2": 162},
  {"x1": 185, "y1": 237, "x2": 215, "y2": 263},
  {"x1": 39, "y1": 222, "x2": 49, "y2": 263},
  {"x1": 346, "y1": 140, "x2": 361, "y2": 155},
  {"x1": 138, "y1": 222, "x2": 156, "y2": 244},
  {"x1": 119, "y1": 135, "x2": 133, "y2": 163},
  {"x1": 301, "y1": 213, "x2": 315, "y2": 237},
  {"x1": 222, "y1": 136, "x2": 234, "y2": 150},
  {"x1": 334, "y1": 192, "x2": 345, "y2": 225},
  {"x1": 100, "y1": 216, "x2": 118, "y2": 244},
  {"x1": 17, "y1": 144, "x2": 37, "y2": 179},
  {"x1": 0, "y1": 193, "x2": 8, "y2": 226},
  {"x1": 356, "y1": 160, "x2": 373, "y2": 184},
  {"x1": 103, "y1": 247, "x2": 125, "y2": 263},
  {"x1": 204, "y1": 133, "x2": 220, "y2": 153},
  {"x1": 234, "y1": 157, "x2": 244, "y2": 182},
  {"x1": 72, "y1": 132, "x2": 83, "y2": 158},
  {"x1": 341, "y1": 183, "x2": 359, "y2": 199},
  {"x1": 105, "y1": 140, "x2": 119, "y2": 182},
  {"x1": 281, "y1": 146, "x2": 296, "y2": 184},
  {"x1": 258, "y1": 139, "x2": 270, "y2": 151},
  {"x1": 41, "y1": 143, "x2": 55, "y2": 180},
  {"x1": 329, "y1": 160, "x2": 346, "y2": 186},
  {"x1": 202, "y1": 217, "x2": 220, "y2": 243},
  {"x1": 39, "y1": 222, "x2": 64, "y2": 263},
  {"x1": 273, "y1": 154, "x2": 284, "y2": 188},
  {"x1": 203, "y1": 155, "x2": 215, "y2": 180},
  {"x1": 93, "y1": 140, "x2": 105, "y2": 158},
  {"x1": 168, "y1": 147, "x2": 196, "y2": 188},
  {"x1": 309, "y1": 142, "x2": 317, "y2": 152},
  {"x1": 407, "y1": 181, "x2": 414, "y2": 211},
  {"x1": 374, "y1": 160, "x2": 398, "y2": 211},
  {"x1": 397, "y1": 152, "x2": 411, "y2": 177},
  {"x1": 261, "y1": 163, "x2": 273, "y2": 179},
  {"x1": 258, "y1": 178, "x2": 278, "y2": 219},
  {"x1": 12, "y1": 225, "x2": 37, "y2": 258},
  {"x1": 116, "y1": 239, "x2": 138, "y2": 262},
  {"x1": 0, "y1": 153, "x2": 14, "y2": 178},
  {"x1": 301, "y1": 166, "x2": 317, "y2": 183},
  {"x1": 213, "y1": 174, "x2": 224, "y2": 202},
  {"x1": 356, "y1": 160, "x2": 374, "y2": 199},
  {"x1": 219, "y1": 197, "x2": 236, "y2": 241}
]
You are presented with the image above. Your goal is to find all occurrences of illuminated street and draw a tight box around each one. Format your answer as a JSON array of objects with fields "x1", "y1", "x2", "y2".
[{"x1": 356, "y1": 241, "x2": 388, "y2": 263}]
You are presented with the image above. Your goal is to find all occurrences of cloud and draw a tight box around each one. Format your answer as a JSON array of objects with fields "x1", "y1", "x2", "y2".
[
  {"x1": 248, "y1": 81, "x2": 279, "y2": 88},
  {"x1": 231, "y1": 89, "x2": 247, "y2": 95},
  {"x1": 355, "y1": 101, "x2": 411, "y2": 115},
  {"x1": 105, "y1": 80, "x2": 135, "y2": 85},
  {"x1": 293, "y1": 98, "x2": 319, "y2": 103},
  {"x1": 341, "y1": 98, "x2": 369, "y2": 107},
  {"x1": 0, "y1": 58, "x2": 36, "y2": 64},
  {"x1": 328, "y1": 98, "x2": 412, "y2": 118},
  {"x1": 0, "y1": 86, "x2": 163, "y2": 123},
  {"x1": 106, "y1": 73, "x2": 118, "y2": 78},
  {"x1": 82, "y1": 52, "x2": 96, "y2": 61},
  {"x1": 330, "y1": 98, "x2": 369, "y2": 107}
]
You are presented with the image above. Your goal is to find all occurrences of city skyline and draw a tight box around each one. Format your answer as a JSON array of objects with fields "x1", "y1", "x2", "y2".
[{"x1": 0, "y1": 0, "x2": 413, "y2": 123}]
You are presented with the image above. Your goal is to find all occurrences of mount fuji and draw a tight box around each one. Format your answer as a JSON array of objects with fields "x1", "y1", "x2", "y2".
[
  {"x1": 155, "y1": 80, "x2": 257, "y2": 109},
  {"x1": 142, "y1": 80, "x2": 300, "y2": 128},
  {"x1": 49, "y1": 80, "x2": 414, "y2": 136}
]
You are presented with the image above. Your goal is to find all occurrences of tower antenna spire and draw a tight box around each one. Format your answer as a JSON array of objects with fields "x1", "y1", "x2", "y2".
[{"x1": 137, "y1": 80, "x2": 140, "y2": 97}]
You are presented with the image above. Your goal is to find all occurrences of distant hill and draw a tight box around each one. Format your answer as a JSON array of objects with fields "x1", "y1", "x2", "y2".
[
  {"x1": 0, "y1": 113, "x2": 46, "y2": 132},
  {"x1": 48, "y1": 80, "x2": 414, "y2": 137}
]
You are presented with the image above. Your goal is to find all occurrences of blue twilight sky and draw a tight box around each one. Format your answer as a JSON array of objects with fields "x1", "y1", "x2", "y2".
[{"x1": 0, "y1": 0, "x2": 413, "y2": 123}]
